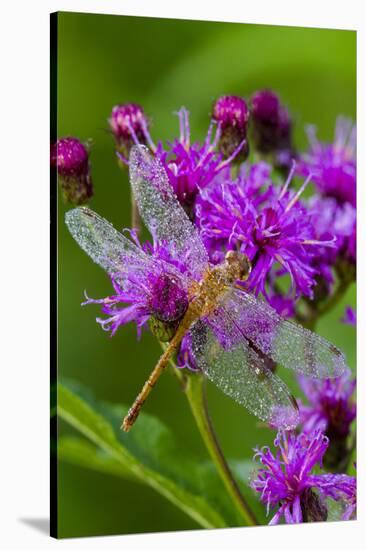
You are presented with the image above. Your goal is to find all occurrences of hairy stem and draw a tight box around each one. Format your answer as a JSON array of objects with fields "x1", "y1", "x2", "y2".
[{"x1": 174, "y1": 368, "x2": 258, "y2": 526}]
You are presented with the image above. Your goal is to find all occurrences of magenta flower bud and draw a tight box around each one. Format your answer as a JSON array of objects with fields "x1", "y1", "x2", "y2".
[
  {"x1": 251, "y1": 90, "x2": 280, "y2": 125},
  {"x1": 148, "y1": 272, "x2": 188, "y2": 342},
  {"x1": 109, "y1": 103, "x2": 150, "y2": 158},
  {"x1": 213, "y1": 95, "x2": 250, "y2": 131},
  {"x1": 278, "y1": 106, "x2": 292, "y2": 144},
  {"x1": 50, "y1": 137, "x2": 93, "y2": 205},
  {"x1": 274, "y1": 106, "x2": 297, "y2": 173},
  {"x1": 212, "y1": 95, "x2": 250, "y2": 160},
  {"x1": 250, "y1": 89, "x2": 294, "y2": 156}
]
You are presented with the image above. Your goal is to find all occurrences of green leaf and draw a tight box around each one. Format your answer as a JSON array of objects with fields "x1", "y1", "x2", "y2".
[
  {"x1": 58, "y1": 380, "x2": 248, "y2": 529},
  {"x1": 58, "y1": 432, "x2": 268, "y2": 526},
  {"x1": 58, "y1": 436, "x2": 135, "y2": 481}
]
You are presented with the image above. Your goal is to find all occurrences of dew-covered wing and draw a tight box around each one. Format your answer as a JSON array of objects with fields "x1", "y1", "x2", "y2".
[
  {"x1": 65, "y1": 207, "x2": 155, "y2": 287},
  {"x1": 129, "y1": 145, "x2": 209, "y2": 281},
  {"x1": 219, "y1": 288, "x2": 346, "y2": 378},
  {"x1": 189, "y1": 310, "x2": 299, "y2": 429}
]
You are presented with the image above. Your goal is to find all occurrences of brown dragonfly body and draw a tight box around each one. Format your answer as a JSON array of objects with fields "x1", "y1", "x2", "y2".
[{"x1": 122, "y1": 251, "x2": 250, "y2": 431}]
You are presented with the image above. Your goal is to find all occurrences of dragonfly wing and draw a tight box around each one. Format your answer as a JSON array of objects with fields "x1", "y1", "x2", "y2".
[
  {"x1": 189, "y1": 311, "x2": 299, "y2": 429},
  {"x1": 65, "y1": 207, "x2": 153, "y2": 287},
  {"x1": 218, "y1": 288, "x2": 346, "y2": 378},
  {"x1": 129, "y1": 145, "x2": 210, "y2": 280}
]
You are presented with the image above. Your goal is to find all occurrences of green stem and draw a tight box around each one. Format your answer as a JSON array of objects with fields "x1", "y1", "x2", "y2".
[{"x1": 174, "y1": 368, "x2": 258, "y2": 526}]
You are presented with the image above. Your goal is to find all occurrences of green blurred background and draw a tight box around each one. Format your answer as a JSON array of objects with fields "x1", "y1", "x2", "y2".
[{"x1": 56, "y1": 12, "x2": 356, "y2": 538}]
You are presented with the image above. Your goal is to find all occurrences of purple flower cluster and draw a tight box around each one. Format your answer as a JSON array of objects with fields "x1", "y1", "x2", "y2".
[
  {"x1": 300, "y1": 118, "x2": 356, "y2": 277},
  {"x1": 196, "y1": 162, "x2": 334, "y2": 300},
  {"x1": 251, "y1": 429, "x2": 356, "y2": 524},
  {"x1": 83, "y1": 231, "x2": 190, "y2": 337},
  {"x1": 103, "y1": 98, "x2": 357, "y2": 318},
  {"x1": 300, "y1": 118, "x2": 356, "y2": 207},
  {"x1": 154, "y1": 107, "x2": 245, "y2": 214},
  {"x1": 298, "y1": 370, "x2": 356, "y2": 438},
  {"x1": 68, "y1": 94, "x2": 355, "y2": 361},
  {"x1": 105, "y1": 100, "x2": 356, "y2": 309},
  {"x1": 112, "y1": 104, "x2": 245, "y2": 215},
  {"x1": 308, "y1": 196, "x2": 356, "y2": 289},
  {"x1": 61, "y1": 93, "x2": 356, "y2": 525},
  {"x1": 297, "y1": 370, "x2": 356, "y2": 472}
]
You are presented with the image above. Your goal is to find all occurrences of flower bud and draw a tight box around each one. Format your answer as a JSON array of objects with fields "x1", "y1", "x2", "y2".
[
  {"x1": 278, "y1": 106, "x2": 292, "y2": 149},
  {"x1": 109, "y1": 103, "x2": 150, "y2": 158},
  {"x1": 212, "y1": 95, "x2": 250, "y2": 161},
  {"x1": 251, "y1": 90, "x2": 293, "y2": 155},
  {"x1": 148, "y1": 272, "x2": 188, "y2": 342},
  {"x1": 149, "y1": 273, "x2": 188, "y2": 323},
  {"x1": 251, "y1": 90, "x2": 280, "y2": 124},
  {"x1": 50, "y1": 137, "x2": 93, "y2": 205}
]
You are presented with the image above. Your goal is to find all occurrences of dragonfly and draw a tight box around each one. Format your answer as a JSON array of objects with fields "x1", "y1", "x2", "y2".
[{"x1": 65, "y1": 145, "x2": 346, "y2": 432}]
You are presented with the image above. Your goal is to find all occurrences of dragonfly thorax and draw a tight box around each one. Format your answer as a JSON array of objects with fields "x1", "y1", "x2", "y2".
[{"x1": 193, "y1": 252, "x2": 252, "y2": 318}]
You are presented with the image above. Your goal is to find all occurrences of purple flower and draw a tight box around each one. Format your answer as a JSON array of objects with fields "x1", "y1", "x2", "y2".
[
  {"x1": 298, "y1": 370, "x2": 356, "y2": 472},
  {"x1": 308, "y1": 195, "x2": 356, "y2": 267},
  {"x1": 50, "y1": 137, "x2": 93, "y2": 205},
  {"x1": 212, "y1": 95, "x2": 250, "y2": 160},
  {"x1": 299, "y1": 117, "x2": 356, "y2": 207},
  {"x1": 347, "y1": 222, "x2": 356, "y2": 262},
  {"x1": 251, "y1": 429, "x2": 356, "y2": 524},
  {"x1": 196, "y1": 162, "x2": 335, "y2": 299},
  {"x1": 339, "y1": 473, "x2": 356, "y2": 520},
  {"x1": 341, "y1": 306, "x2": 356, "y2": 326},
  {"x1": 267, "y1": 294, "x2": 296, "y2": 318},
  {"x1": 109, "y1": 103, "x2": 153, "y2": 158},
  {"x1": 117, "y1": 106, "x2": 245, "y2": 213},
  {"x1": 298, "y1": 370, "x2": 356, "y2": 439},
  {"x1": 176, "y1": 333, "x2": 200, "y2": 372},
  {"x1": 83, "y1": 232, "x2": 189, "y2": 337}
]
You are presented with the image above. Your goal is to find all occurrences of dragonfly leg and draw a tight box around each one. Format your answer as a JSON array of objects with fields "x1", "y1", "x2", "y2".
[
  {"x1": 121, "y1": 329, "x2": 185, "y2": 432},
  {"x1": 122, "y1": 302, "x2": 201, "y2": 432}
]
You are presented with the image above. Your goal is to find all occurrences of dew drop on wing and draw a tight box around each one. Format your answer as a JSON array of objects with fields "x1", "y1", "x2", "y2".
[
  {"x1": 218, "y1": 288, "x2": 347, "y2": 379},
  {"x1": 129, "y1": 145, "x2": 210, "y2": 282},
  {"x1": 189, "y1": 310, "x2": 300, "y2": 430},
  {"x1": 65, "y1": 207, "x2": 190, "y2": 292}
]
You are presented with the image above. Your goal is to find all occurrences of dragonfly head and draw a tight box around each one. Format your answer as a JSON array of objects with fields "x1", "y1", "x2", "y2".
[{"x1": 224, "y1": 251, "x2": 252, "y2": 283}]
